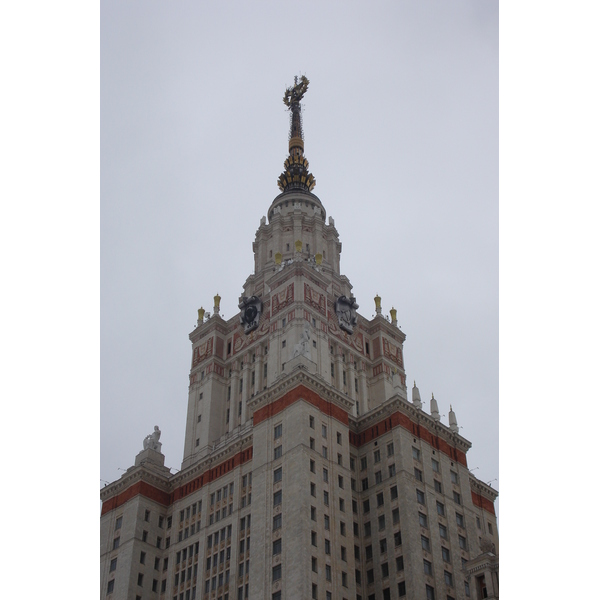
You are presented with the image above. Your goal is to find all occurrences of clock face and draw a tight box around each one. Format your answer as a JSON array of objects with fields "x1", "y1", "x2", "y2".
[{"x1": 244, "y1": 305, "x2": 258, "y2": 323}]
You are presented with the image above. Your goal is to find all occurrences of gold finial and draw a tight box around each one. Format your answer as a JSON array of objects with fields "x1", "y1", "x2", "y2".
[
  {"x1": 390, "y1": 307, "x2": 397, "y2": 322},
  {"x1": 315, "y1": 253, "x2": 323, "y2": 265},
  {"x1": 198, "y1": 307, "x2": 205, "y2": 322},
  {"x1": 295, "y1": 240, "x2": 302, "y2": 253},
  {"x1": 283, "y1": 75, "x2": 309, "y2": 107},
  {"x1": 274, "y1": 252, "x2": 282, "y2": 265},
  {"x1": 214, "y1": 293, "x2": 221, "y2": 311}
]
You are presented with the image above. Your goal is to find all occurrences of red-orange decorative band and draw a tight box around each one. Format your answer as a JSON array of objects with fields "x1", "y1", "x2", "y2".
[
  {"x1": 349, "y1": 411, "x2": 468, "y2": 468},
  {"x1": 253, "y1": 384, "x2": 350, "y2": 427},
  {"x1": 100, "y1": 447, "x2": 253, "y2": 516},
  {"x1": 471, "y1": 490, "x2": 496, "y2": 515}
]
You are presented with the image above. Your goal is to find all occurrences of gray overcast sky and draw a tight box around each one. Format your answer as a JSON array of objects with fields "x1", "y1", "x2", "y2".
[{"x1": 100, "y1": 0, "x2": 499, "y2": 508}]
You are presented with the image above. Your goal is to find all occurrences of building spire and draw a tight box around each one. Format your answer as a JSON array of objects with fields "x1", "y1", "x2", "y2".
[{"x1": 278, "y1": 75, "x2": 316, "y2": 193}]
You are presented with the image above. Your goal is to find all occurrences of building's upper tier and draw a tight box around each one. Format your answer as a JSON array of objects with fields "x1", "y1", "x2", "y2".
[{"x1": 252, "y1": 189, "x2": 342, "y2": 280}]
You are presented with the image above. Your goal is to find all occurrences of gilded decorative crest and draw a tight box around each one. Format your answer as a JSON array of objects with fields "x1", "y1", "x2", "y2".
[
  {"x1": 239, "y1": 296, "x2": 262, "y2": 334},
  {"x1": 283, "y1": 75, "x2": 310, "y2": 107},
  {"x1": 335, "y1": 295, "x2": 359, "y2": 335}
]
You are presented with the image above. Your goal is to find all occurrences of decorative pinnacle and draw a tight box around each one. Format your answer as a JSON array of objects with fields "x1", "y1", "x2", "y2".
[{"x1": 278, "y1": 75, "x2": 316, "y2": 193}]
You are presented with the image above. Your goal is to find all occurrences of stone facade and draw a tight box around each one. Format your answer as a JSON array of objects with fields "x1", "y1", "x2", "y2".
[{"x1": 100, "y1": 82, "x2": 499, "y2": 600}]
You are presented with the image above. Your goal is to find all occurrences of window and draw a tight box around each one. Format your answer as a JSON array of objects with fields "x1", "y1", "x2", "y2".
[
  {"x1": 464, "y1": 581, "x2": 471, "y2": 597},
  {"x1": 396, "y1": 555, "x2": 404, "y2": 571},
  {"x1": 310, "y1": 459, "x2": 315, "y2": 473},
  {"x1": 310, "y1": 437, "x2": 315, "y2": 450},
  {"x1": 367, "y1": 569, "x2": 375, "y2": 584},
  {"x1": 414, "y1": 468, "x2": 423, "y2": 481},
  {"x1": 340, "y1": 521, "x2": 347, "y2": 536},
  {"x1": 274, "y1": 466, "x2": 282, "y2": 483},
  {"x1": 312, "y1": 557, "x2": 318, "y2": 572},
  {"x1": 323, "y1": 468, "x2": 329, "y2": 482},
  {"x1": 375, "y1": 471, "x2": 382, "y2": 484},
  {"x1": 273, "y1": 538, "x2": 281, "y2": 555},
  {"x1": 137, "y1": 573, "x2": 143, "y2": 586},
  {"x1": 312, "y1": 584, "x2": 318, "y2": 599},
  {"x1": 444, "y1": 571, "x2": 453, "y2": 586},
  {"x1": 388, "y1": 464, "x2": 396, "y2": 477},
  {"x1": 423, "y1": 560, "x2": 432, "y2": 575},
  {"x1": 431, "y1": 458, "x2": 439, "y2": 472},
  {"x1": 309, "y1": 415, "x2": 315, "y2": 428},
  {"x1": 476, "y1": 516, "x2": 481, "y2": 529},
  {"x1": 311, "y1": 506, "x2": 317, "y2": 521},
  {"x1": 322, "y1": 424, "x2": 327, "y2": 438},
  {"x1": 274, "y1": 445, "x2": 282, "y2": 460},
  {"x1": 387, "y1": 442, "x2": 394, "y2": 456},
  {"x1": 310, "y1": 483, "x2": 316, "y2": 497},
  {"x1": 398, "y1": 581, "x2": 406, "y2": 597},
  {"x1": 412, "y1": 447, "x2": 421, "y2": 460},
  {"x1": 426, "y1": 585, "x2": 435, "y2": 600},
  {"x1": 374, "y1": 449, "x2": 381, "y2": 463},
  {"x1": 488, "y1": 522, "x2": 493, "y2": 535},
  {"x1": 394, "y1": 531, "x2": 402, "y2": 547},
  {"x1": 273, "y1": 593, "x2": 281, "y2": 600},
  {"x1": 450, "y1": 471, "x2": 458, "y2": 484},
  {"x1": 377, "y1": 492, "x2": 384, "y2": 507},
  {"x1": 458, "y1": 535, "x2": 468, "y2": 550},
  {"x1": 341, "y1": 545, "x2": 347, "y2": 561},
  {"x1": 322, "y1": 446, "x2": 328, "y2": 459},
  {"x1": 419, "y1": 512, "x2": 428, "y2": 528},
  {"x1": 378, "y1": 515, "x2": 385, "y2": 531},
  {"x1": 363, "y1": 499, "x2": 370, "y2": 514},
  {"x1": 338, "y1": 475, "x2": 344, "y2": 489},
  {"x1": 434, "y1": 479, "x2": 443, "y2": 493},
  {"x1": 364, "y1": 521, "x2": 371, "y2": 537},
  {"x1": 456, "y1": 513, "x2": 465, "y2": 528},
  {"x1": 325, "y1": 539, "x2": 331, "y2": 555},
  {"x1": 112, "y1": 537, "x2": 120, "y2": 550},
  {"x1": 342, "y1": 571, "x2": 348, "y2": 588},
  {"x1": 115, "y1": 516, "x2": 122, "y2": 530},
  {"x1": 323, "y1": 490, "x2": 329, "y2": 506},
  {"x1": 453, "y1": 491, "x2": 461, "y2": 505},
  {"x1": 360, "y1": 456, "x2": 367, "y2": 471},
  {"x1": 365, "y1": 544, "x2": 373, "y2": 560},
  {"x1": 380, "y1": 538, "x2": 387, "y2": 554},
  {"x1": 381, "y1": 562, "x2": 389, "y2": 578},
  {"x1": 392, "y1": 508, "x2": 400, "y2": 524},
  {"x1": 390, "y1": 485, "x2": 398, "y2": 500},
  {"x1": 107, "y1": 579, "x2": 115, "y2": 594},
  {"x1": 337, "y1": 431, "x2": 342, "y2": 444},
  {"x1": 273, "y1": 490, "x2": 282, "y2": 506},
  {"x1": 272, "y1": 564, "x2": 281, "y2": 581},
  {"x1": 311, "y1": 531, "x2": 317, "y2": 546},
  {"x1": 421, "y1": 536, "x2": 430, "y2": 551},
  {"x1": 274, "y1": 424, "x2": 282, "y2": 439},
  {"x1": 273, "y1": 514, "x2": 282, "y2": 530},
  {"x1": 416, "y1": 489, "x2": 425, "y2": 504},
  {"x1": 362, "y1": 478, "x2": 369, "y2": 491},
  {"x1": 439, "y1": 524, "x2": 448, "y2": 539},
  {"x1": 442, "y1": 547, "x2": 450, "y2": 562},
  {"x1": 109, "y1": 558, "x2": 117, "y2": 572}
]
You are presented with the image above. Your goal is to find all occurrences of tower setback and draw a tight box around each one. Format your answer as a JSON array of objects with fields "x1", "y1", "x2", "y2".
[{"x1": 100, "y1": 78, "x2": 499, "y2": 600}]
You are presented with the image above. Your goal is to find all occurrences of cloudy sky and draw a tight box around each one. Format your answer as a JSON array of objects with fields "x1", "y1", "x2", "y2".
[{"x1": 100, "y1": 0, "x2": 500, "y2": 505}]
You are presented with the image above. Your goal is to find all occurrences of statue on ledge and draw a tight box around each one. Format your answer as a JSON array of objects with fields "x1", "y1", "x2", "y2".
[{"x1": 143, "y1": 426, "x2": 162, "y2": 451}]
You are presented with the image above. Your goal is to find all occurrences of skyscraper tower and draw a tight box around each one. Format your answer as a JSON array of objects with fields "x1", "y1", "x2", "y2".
[{"x1": 100, "y1": 77, "x2": 499, "y2": 600}]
